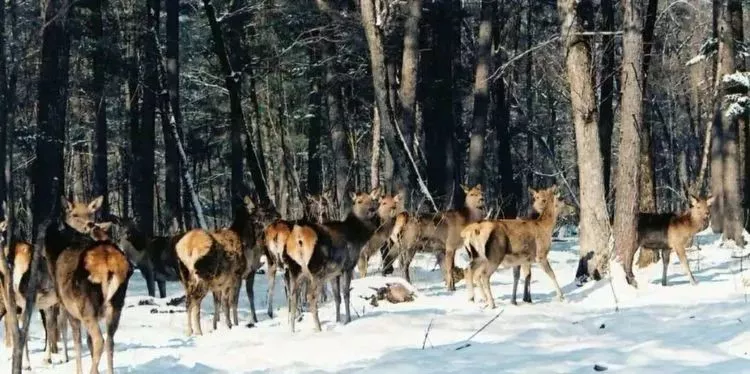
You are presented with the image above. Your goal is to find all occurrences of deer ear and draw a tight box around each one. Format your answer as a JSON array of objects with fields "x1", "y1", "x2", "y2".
[
  {"x1": 528, "y1": 187, "x2": 537, "y2": 197},
  {"x1": 689, "y1": 195, "x2": 699, "y2": 207},
  {"x1": 61, "y1": 195, "x2": 73, "y2": 212},
  {"x1": 393, "y1": 194, "x2": 401, "y2": 203},
  {"x1": 0, "y1": 220, "x2": 7, "y2": 233},
  {"x1": 369, "y1": 187, "x2": 380, "y2": 199},
  {"x1": 474, "y1": 184, "x2": 482, "y2": 191},
  {"x1": 706, "y1": 195, "x2": 716, "y2": 207},
  {"x1": 350, "y1": 192, "x2": 357, "y2": 201},
  {"x1": 550, "y1": 184, "x2": 558, "y2": 193},
  {"x1": 88, "y1": 196, "x2": 104, "y2": 212},
  {"x1": 461, "y1": 184, "x2": 470, "y2": 193}
]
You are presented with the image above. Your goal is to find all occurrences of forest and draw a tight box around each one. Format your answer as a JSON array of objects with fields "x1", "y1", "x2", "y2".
[{"x1": 0, "y1": 0, "x2": 748, "y2": 280}]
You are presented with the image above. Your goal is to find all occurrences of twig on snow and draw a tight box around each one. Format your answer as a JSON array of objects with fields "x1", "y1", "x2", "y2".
[
  {"x1": 454, "y1": 309, "x2": 504, "y2": 351},
  {"x1": 421, "y1": 318, "x2": 434, "y2": 350}
]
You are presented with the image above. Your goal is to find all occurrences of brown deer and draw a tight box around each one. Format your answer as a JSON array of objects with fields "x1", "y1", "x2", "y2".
[
  {"x1": 460, "y1": 186, "x2": 566, "y2": 308},
  {"x1": 175, "y1": 196, "x2": 269, "y2": 335},
  {"x1": 263, "y1": 193, "x2": 330, "y2": 319},
  {"x1": 44, "y1": 196, "x2": 132, "y2": 374},
  {"x1": 388, "y1": 184, "x2": 485, "y2": 289},
  {"x1": 284, "y1": 188, "x2": 380, "y2": 332},
  {"x1": 624, "y1": 194, "x2": 715, "y2": 288},
  {"x1": 357, "y1": 193, "x2": 405, "y2": 278},
  {"x1": 117, "y1": 219, "x2": 179, "y2": 299}
]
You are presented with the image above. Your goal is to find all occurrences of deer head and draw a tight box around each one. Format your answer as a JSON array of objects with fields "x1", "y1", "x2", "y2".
[
  {"x1": 461, "y1": 184, "x2": 485, "y2": 210},
  {"x1": 688, "y1": 194, "x2": 715, "y2": 227},
  {"x1": 350, "y1": 188, "x2": 380, "y2": 220},
  {"x1": 62, "y1": 196, "x2": 104, "y2": 234}
]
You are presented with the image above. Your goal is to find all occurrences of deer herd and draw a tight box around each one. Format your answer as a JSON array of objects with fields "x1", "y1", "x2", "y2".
[{"x1": 0, "y1": 183, "x2": 716, "y2": 373}]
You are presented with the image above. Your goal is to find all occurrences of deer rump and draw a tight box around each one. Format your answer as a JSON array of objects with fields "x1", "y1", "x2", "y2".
[
  {"x1": 285, "y1": 222, "x2": 360, "y2": 278},
  {"x1": 175, "y1": 230, "x2": 244, "y2": 285},
  {"x1": 637, "y1": 213, "x2": 678, "y2": 250}
]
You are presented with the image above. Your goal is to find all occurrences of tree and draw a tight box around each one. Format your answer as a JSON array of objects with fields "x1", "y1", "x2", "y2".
[
  {"x1": 467, "y1": 0, "x2": 494, "y2": 186},
  {"x1": 598, "y1": 0, "x2": 615, "y2": 197},
  {"x1": 558, "y1": 0, "x2": 611, "y2": 279},
  {"x1": 617, "y1": 0, "x2": 645, "y2": 286},
  {"x1": 91, "y1": 0, "x2": 108, "y2": 217},
  {"x1": 164, "y1": 0, "x2": 184, "y2": 230}
]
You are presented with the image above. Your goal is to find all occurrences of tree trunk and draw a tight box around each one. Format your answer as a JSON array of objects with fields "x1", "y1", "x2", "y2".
[
  {"x1": 371, "y1": 106, "x2": 381, "y2": 190},
  {"x1": 558, "y1": 0, "x2": 611, "y2": 278},
  {"x1": 202, "y1": 0, "x2": 271, "y2": 206},
  {"x1": 134, "y1": 0, "x2": 159, "y2": 238},
  {"x1": 598, "y1": 0, "x2": 615, "y2": 197},
  {"x1": 468, "y1": 0, "x2": 493, "y2": 186},
  {"x1": 617, "y1": 0, "x2": 645, "y2": 286},
  {"x1": 635, "y1": 0, "x2": 661, "y2": 266},
  {"x1": 164, "y1": 0, "x2": 183, "y2": 230},
  {"x1": 0, "y1": 0, "x2": 7, "y2": 213},
  {"x1": 400, "y1": 0, "x2": 421, "y2": 173},
  {"x1": 226, "y1": 0, "x2": 247, "y2": 211},
  {"x1": 91, "y1": 0, "x2": 108, "y2": 216},
  {"x1": 360, "y1": 0, "x2": 436, "y2": 211},
  {"x1": 34, "y1": 0, "x2": 72, "y2": 231},
  {"x1": 307, "y1": 76, "x2": 323, "y2": 195}
]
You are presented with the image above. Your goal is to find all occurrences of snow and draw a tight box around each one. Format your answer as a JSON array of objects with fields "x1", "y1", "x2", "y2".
[{"x1": 4, "y1": 230, "x2": 750, "y2": 373}]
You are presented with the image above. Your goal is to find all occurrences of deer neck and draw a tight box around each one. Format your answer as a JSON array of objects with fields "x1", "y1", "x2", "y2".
[
  {"x1": 465, "y1": 206, "x2": 484, "y2": 222},
  {"x1": 537, "y1": 203, "x2": 558, "y2": 231}
]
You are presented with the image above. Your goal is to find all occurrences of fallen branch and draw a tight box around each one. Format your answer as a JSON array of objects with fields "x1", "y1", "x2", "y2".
[
  {"x1": 421, "y1": 318, "x2": 434, "y2": 350},
  {"x1": 455, "y1": 309, "x2": 504, "y2": 351}
]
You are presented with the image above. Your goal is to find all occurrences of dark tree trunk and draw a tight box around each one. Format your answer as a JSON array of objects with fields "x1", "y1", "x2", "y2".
[
  {"x1": 423, "y1": 0, "x2": 458, "y2": 206},
  {"x1": 164, "y1": 0, "x2": 184, "y2": 230},
  {"x1": 492, "y1": 3, "x2": 519, "y2": 217},
  {"x1": 524, "y1": 1, "x2": 535, "y2": 197},
  {"x1": 203, "y1": 0, "x2": 271, "y2": 207},
  {"x1": 91, "y1": 0, "x2": 108, "y2": 216},
  {"x1": 0, "y1": 0, "x2": 7, "y2": 213},
  {"x1": 400, "y1": 0, "x2": 421, "y2": 173},
  {"x1": 322, "y1": 38, "x2": 350, "y2": 214},
  {"x1": 307, "y1": 56, "x2": 323, "y2": 195},
  {"x1": 226, "y1": 0, "x2": 246, "y2": 211},
  {"x1": 598, "y1": 0, "x2": 614, "y2": 197},
  {"x1": 134, "y1": 0, "x2": 160, "y2": 237},
  {"x1": 617, "y1": 0, "x2": 644, "y2": 283},
  {"x1": 467, "y1": 0, "x2": 494, "y2": 186},
  {"x1": 34, "y1": 0, "x2": 72, "y2": 232}
]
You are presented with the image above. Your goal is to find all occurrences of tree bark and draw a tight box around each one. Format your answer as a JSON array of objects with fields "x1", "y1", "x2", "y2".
[
  {"x1": 637, "y1": 0, "x2": 658, "y2": 215},
  {"x1": 468, "y1": 0, "x2": 494, "y2": 186},
  {"x1": 226, "y1": 0, "x2": 247, "y2": 211},
  {"x1": 0, "y1": 0, "x2": 7, "y2": 213},
  {"x1": 34, "y1": 0, "x2": 71, "y2": 232},
  {"x1": 400, "y1": 0, "x2": 421, "y2": 171},
  {"x1": 371, "y1": 106, "x2": 381, "y2": 190},
  {"x1": 558, "y1": 0, "x2": 611, "y2": 277},
  {"x1": 91, "y1": 0, "x2": 108, "y2": 217},
  {"x1": 617, "y1": 0, "x2": 645, "y2": 286},
  {"x1": 307, "y1": 76, "x2": 323, "y2": 195},
  {"x1": 164, "y1": 0, "x2": 183, "y2": 230},
  {"x1": 134, "y1": 0, "x2": 159, "y2": 237},
  {"x1": 202, "y1": 0, "x2": 271, "y2": 207},
  {"x1": 598, "y1": 0, "x2": 614, "y2": 197}
]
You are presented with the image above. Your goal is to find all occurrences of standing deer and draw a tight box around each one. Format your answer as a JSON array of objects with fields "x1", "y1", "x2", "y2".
[
  {"x1": 624, "y1": 194, "x2": 715, "y2": 287},
  {"x1": 389, "y1": 185, "x2": 485, "y2": 289},
  {"x1": 357, "y1": 193, "x2": 405, "y2": 278},
  {"x1": 117, "y1": 219, "x2": 180, "y2": 298},
  {"x1": 284, "y1": 188, "x2": 380, "y2": 332},
  {"x1": 44, "y1": 196, "x2": 132, "y2": 374},
  {"x1": 460, "y1": 186, "x2": 567, "y2": 308}
]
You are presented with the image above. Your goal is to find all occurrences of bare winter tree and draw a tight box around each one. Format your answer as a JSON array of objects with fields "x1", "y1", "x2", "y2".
[{"x1": 559, "y1": 0, "x2": 612, "y2": 280}]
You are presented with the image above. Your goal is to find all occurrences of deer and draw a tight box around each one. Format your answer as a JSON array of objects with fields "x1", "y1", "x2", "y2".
[
  {"x1": 623, "y1": 194, "x2": 715, "y2": 288},
  {"x1": 43, "y1": 196, "x2": 132, "y2": 374},
  {"x1": 357, "y1": 193, "x2": 406, "y2": 278},
  {"x1": 263, "y1": 193, "x2": 331, "y2": 319},
  {"x1": 460, "y1": 186, "x2": 567, "y2": 308},
  {"x1": 116, "y1": 219, "x2": 180, "y2": 298},
  {"x1": 284, "y1": 188, "x2": 380, "y2": 332},
  {"x1": 175, "y1": 196, "x2": 271, "y2": 335},
  {"x1": 388, "y1": 184, "x2": 485, "y2": 290}
]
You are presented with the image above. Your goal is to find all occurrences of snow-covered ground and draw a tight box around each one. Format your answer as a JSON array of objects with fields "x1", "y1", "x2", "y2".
[{"x1": 4, "y1": 230, "x2": 750, "y2": 373}]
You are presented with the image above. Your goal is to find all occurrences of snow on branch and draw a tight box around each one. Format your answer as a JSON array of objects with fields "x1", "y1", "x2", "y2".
[{"x1": 686, "y1": 38, "x2": 718, "y2": 66}]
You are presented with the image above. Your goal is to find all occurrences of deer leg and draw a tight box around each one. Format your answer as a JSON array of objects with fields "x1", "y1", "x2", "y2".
[
  {"x1": 380, "y1": 243, "x2": 395, "y2": 276},
  {"x1": 331, "y1": 276, "x2": 342, "y2": 323},
  {"x1": 357, "y1": 247, "x2": 370, "y2": 279},
  {"x1": 266, "y1": 261, "x2": 277, "y2": 318},
  {"x1": 288, "y1": 274, "x2": 299, "y2": 333},
  {"x1": 400, "y1": 249, "x2": 414, "y2": 284},
  {"x1": 245, "y1": 271, "x2": 257, "y2": 323},
  {"x1": 157, "y1": 280, "x2": 167, "y2": 299},
  {"x1": 539, "y1": 258, "x2": 564, "y2": 301},
  {"x1": 444, "y1": 247, "x2": 457, "y2": 291},
  {"x1": 59, "y1": 309, "x2": 69, "y2": 363},
  {"x1": 184, "y1": 293, "x2": 193, "y2": 336},
  {"x1": 308, "y1": 278, "x2": 322, "y2": 332},
  {"x1": 142, "y1": 263, "x2": 156, "y2": 298},
  {"x1": 521, "y1": 264, "x2": 533, "y2": 303},
  {"x1": 212, "y1": 291, "x2": 220, "y2": 330},
  {"x1": 223, "y1": 291, "x2": 232, "y2": 329},
  {"x1": 69, "y1": 317, "x2": 83, "y2": 374},
  {"x1": 661, "y1": 248, "x2": 672, "y2": 286},
  {"x1": 466, "y1": 260, "x2": 476, "y2": 302},
  {"x1": 511, "y1": 266, "x2": 521, "y2": 305},
  {"x1": 674, "y1": 246, "x2": 698, "y2": 285},
  {"x1": 83, "y1": 319, "x2": 104, "y2": 374},
  {"x1": 342, "y1": 270, "x2": 353, "y2": 324},
  {"x1": 105, "y1": 306, "x2": 122, "y2": 374},
  {"x1": 481, "y1": 268, "x2": 495, "y2": 309}
]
